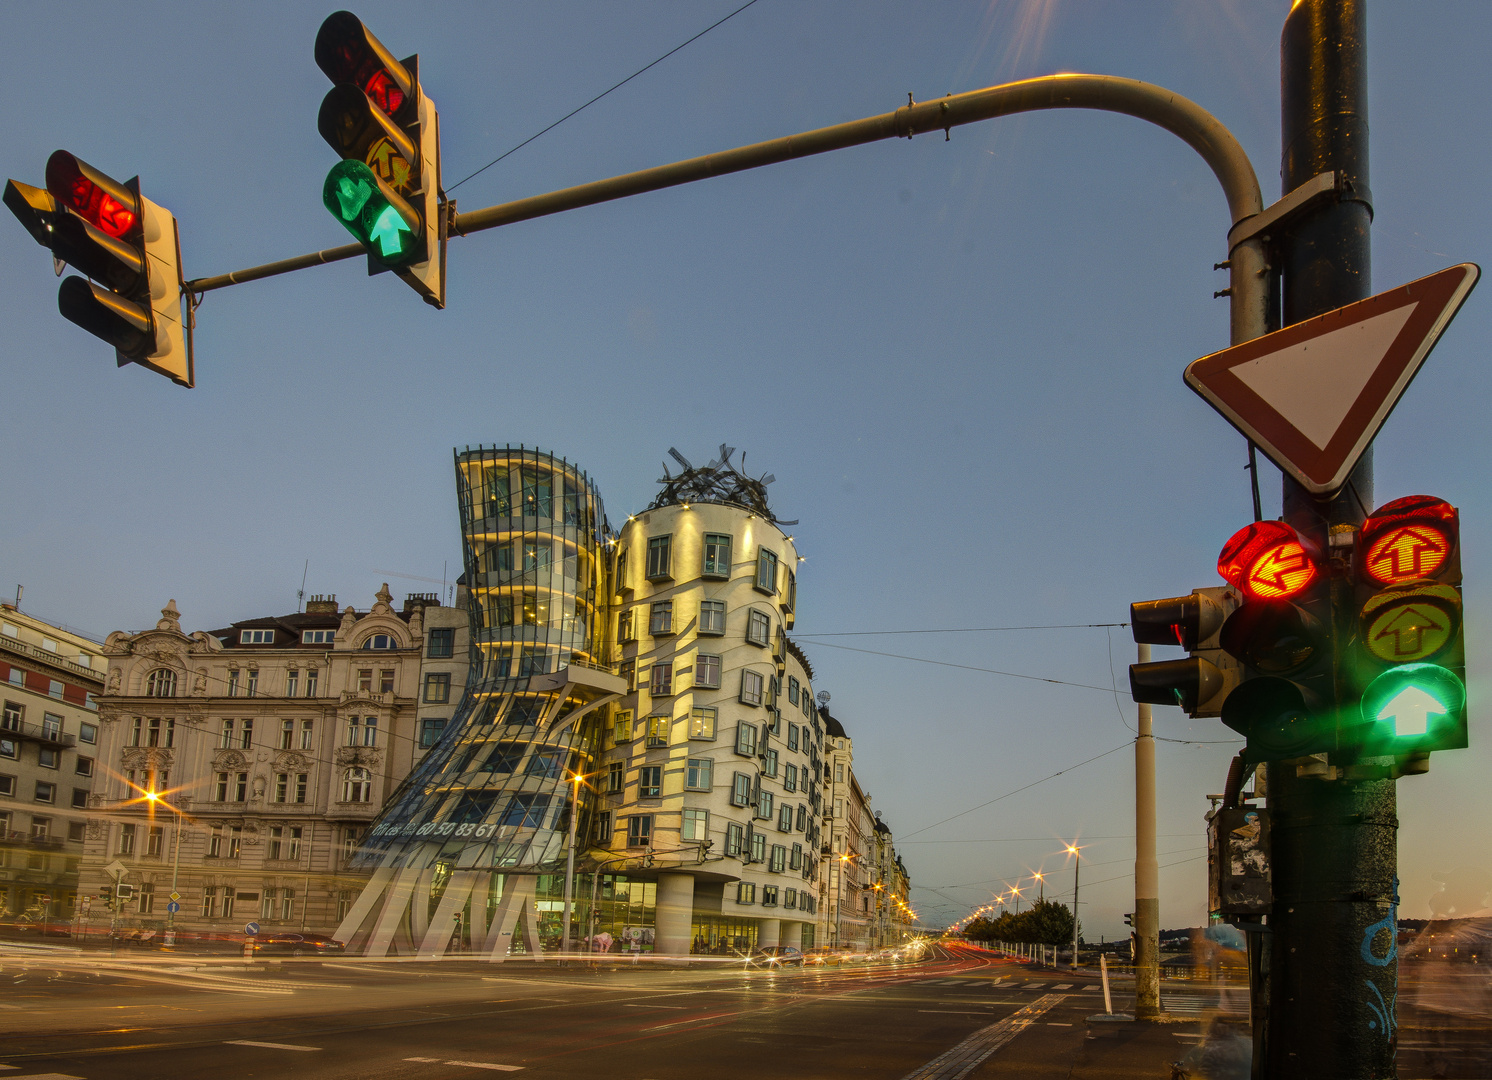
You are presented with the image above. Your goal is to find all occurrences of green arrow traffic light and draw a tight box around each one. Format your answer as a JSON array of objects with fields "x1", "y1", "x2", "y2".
[
  {"x1": 322, "y1": 159, "x2": 419, "y2": 266},
  {"x1": 1359, "y1": 662, "x2": 1466, "y2": 752}
]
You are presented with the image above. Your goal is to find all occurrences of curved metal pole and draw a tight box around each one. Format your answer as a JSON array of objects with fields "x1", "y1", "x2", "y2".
[{"x1": 449, "y1": 73, "x2": 1268, "y2": 347}]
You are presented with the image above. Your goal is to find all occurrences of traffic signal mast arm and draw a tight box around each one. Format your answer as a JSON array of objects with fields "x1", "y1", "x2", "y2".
[{"x1": 186, "y1": 72, "x2": 1270, "y2": 349}]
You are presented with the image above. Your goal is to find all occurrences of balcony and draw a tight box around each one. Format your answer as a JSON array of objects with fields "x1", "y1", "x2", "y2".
[
  {"x1": 0, "y1": 719, "x2": 76, "y2": 749},
  {"x1": 0, "y1": 633, "x2": 102, "y2": 684}
]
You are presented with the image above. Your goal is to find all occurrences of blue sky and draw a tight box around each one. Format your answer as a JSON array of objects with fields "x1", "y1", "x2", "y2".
[{"x1": 3, "y1": 1, "x2": 1488, "y2": 934}]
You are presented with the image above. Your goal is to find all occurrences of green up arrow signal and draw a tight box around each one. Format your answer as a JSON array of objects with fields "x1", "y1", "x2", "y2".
[
  {"x1": 1376, "y1": 685, "x2": 1442, "y2": 737},
  {"x1": 322, "y1": 159, "x2": 419, "y2": 266},
  {"x1": 1360, "y1": 662, "x2": 1466, "y2": 751}
]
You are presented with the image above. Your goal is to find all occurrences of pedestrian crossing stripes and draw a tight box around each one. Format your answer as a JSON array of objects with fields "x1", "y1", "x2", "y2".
[{"x1": 899, "y1": 994, "x2": 1065, "y2": 1080}]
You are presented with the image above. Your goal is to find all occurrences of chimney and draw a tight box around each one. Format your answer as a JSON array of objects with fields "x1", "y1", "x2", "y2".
[{"x1": 305, "y1": 594, "x2": 338, "y2": 614}]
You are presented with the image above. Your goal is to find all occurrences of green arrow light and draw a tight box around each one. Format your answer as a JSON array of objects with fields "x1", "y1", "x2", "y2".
[
  {"x1": 1360, "y1": 662, "x2": 1466, "y2": 751},
  {"x1": 1376, "y1": 685, "x2": 1442, "y2": 737},
  {"x1": 322, "y1": 159, "x2": 419, "y2": 267}
]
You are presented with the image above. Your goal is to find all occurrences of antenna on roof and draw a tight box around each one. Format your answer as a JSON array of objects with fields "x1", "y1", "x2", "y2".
[{"x1": 297, "y1": 560, "x2": 309, "y2": 612}]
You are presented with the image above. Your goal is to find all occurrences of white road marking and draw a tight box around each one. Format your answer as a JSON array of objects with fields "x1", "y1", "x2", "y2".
[
  {"x1": 1021, "y1": 982, "x2": 1046, "y2": 988},
  {"x1": 6, "y1": 1075, "x2": 85, "y2": 1079},
  {"x1": 622, "y1": 1004, "x2": 687, "y2": 1008},
  {"x1": 1052, "y1": 983, "x2": 1073, "y2": 990},
  {"x1": 919, "y1": 1010, "x2": 994, "y2": 1015},
  {"x1": 443, "y1": 1061, "x2": 523, "y2": 1071},
  {"x1": 405, "y1": 1058, "x2": 443, "y2": 1062},
  {"x1": 1047, "y1": 1022, "x2": 1074, "y2": 1026},
  {"x1": 225, "y1": 1039, "x2": 321, "y2": 1051}
]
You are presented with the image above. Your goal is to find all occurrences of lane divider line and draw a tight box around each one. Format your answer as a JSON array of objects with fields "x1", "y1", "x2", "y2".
[
  {"x1": 225, "y1": 1040, "x2": 321, "y2": 1051},
  {"x1": 898, "y1": 994, "x2": 1066, "y2": 1080}
]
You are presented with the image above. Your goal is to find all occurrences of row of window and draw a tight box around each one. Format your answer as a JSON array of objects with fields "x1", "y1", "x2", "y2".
[
  {"x1": 0, "y1": 623, "x2": 95, "y2": 668},
  {"x1": 611, "y1": 708, "x2": 817, "y2": 762},
  {"x1": 478, "y1": 465, "x2": 591, "y2": 525},
  {"x1": 2, "y1": 666, "x2": 95, "y2": 708},
  {"x1": 631, "y1": 534, "x2": 794, "y2": 608},
  {"x1": 0, "y1": 774, "x2": 88, "y2": 807},
  {"x1": 0, "y1": 811, "x2": 85, "y2": 843},
  {"x1": 1, "y1": 737, "x2": 93, "y2": 775},
  {"x1": 618, "y1": 600, "x2": 777, "y2": 645},
  {"x1": 233, "y1": 628, "x2": 418, "y2": 650},
  {"x1": 734, "y1": 883, "x2": 816, "y2": 911}
]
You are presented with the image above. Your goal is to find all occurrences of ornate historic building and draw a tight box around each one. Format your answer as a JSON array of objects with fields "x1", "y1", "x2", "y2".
[
  {"x1": 82, "y1": 587, "x2": 436, "y2": 938},
  {"x1": 0, "y1": 604, "x2": 106, "y2": 922}
]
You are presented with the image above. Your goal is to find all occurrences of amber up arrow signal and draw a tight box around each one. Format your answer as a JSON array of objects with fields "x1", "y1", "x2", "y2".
[{"x1": 1373, "y1": 605, "x2": 1447, "y2": 657}]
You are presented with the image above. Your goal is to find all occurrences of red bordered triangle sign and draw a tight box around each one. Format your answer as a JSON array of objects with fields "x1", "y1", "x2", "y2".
[{"x1": 1186, "y1": 263, "x2": 1480, "y2": 495}]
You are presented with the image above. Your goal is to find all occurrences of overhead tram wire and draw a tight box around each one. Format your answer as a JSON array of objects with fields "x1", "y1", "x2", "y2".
[
  {"x1": 795, "y1": 622, "x2": 1128, "y2": 637},
  {"x1": 447, "y1": 0, "x2": 764, "y2": 194}
]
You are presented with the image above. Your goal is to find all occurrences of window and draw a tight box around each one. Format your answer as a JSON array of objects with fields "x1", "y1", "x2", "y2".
[
  {"x1": 341, "y1": 827, "x2": 362, "y2": 863},
  {"x1": 757, "y1": 790, "x2": 774, "y2": 821},
  {"x1": 649, "y1": 663, "x2": 673, "y2": 696},
  {"x1": 232, "y1": 772, "x2": 248, "y2": 801},
  {"x1": 239, "y1": 718, "x2": 254, "y2": 749},
  {"x1": 201, "y1": 886, "x2": 219, "y2": 918},
  {"x1": 762, "y1": 748, "x2": 778, "y2": 778},
  {"x1": 305, "y1": 670, "x2": 319, "y2": 697},
  {"x1": 617, "y1": 609, "x2": 635, "y2": 642},
  {"x1": 686, "y1": 757, "x2": 713, "y2": 791},
  {"x1": 268, "y1": 825, "x2": 303, "y2": 861},
  {"x1": 347, "y1": 716, "x2": 377, "y2": 746},
  {"x1": 784, "y1": 763, "x2": 797, "y2": 792},
  {"x1": 703, "y1": 533, "x2": 732, "y2": 578},
  {"x1": 682, "y1": 807, "x2": 709, "y2": 842},
  {"x1": 145, "y1": 825, "x2": 165, "y2": 857},
  {"x1": 739, "y1": 669, "x2": 764, "y2": 707},
  {"x1": 0, "y1": 701, "x2": 19, "y2": 731},
  {"x1": 639, "y1": 765, "x2": 662, "y2": 798},
  {"x1": 302, "y1": 629, "x2": 334, "y2": 645},
  {"x1": 699, "y1": 600, "x2": 726, "y2": 636},
  {"x1": 730, "y1": 771, "x2": 755, "y2": 809},
  {"x1": 227, "y1": 669, "x2": 240, "y2": 697},
  {"x1": 627, "y1": 815, "x2": 652, "y2": 847},
  {"x1": 34, "y1": 781, "x2": 55, "y2": 803},
  {"x1": 646, "y1": 714, "x2": 670, "y2": 747},
  {"x1": 129, "y1": 717, "x2": 143, "y2": 746},
  {"x1": 620, "y1": 660, "x2": 635, "y2": 692},
  {"x1": 143, "y1": 716, "x2": 173, "y2": 747},
  {"x1": 785, "y1": 887, "x2": 797, "y2": 909},
  {"x1": 594, "y1": 811, "x2": 612, "y2": 843},
  {"x1": 790, "y1": 843, "x2": 803, "y2": 870},
  {"x1": 769, "y1": 845, "x2": 787, "y2": 873},
  {"x1": 38, "y1": 748, "x2": 59, "y2": 769},
  {"x1": 796, "y1": 805, "x2": 807, "y2": 831},
  {"x1": 248, "y1": 669, "x2": 261, "y2": 695},
  {"x1": 361, "y1": 634, "x2": 396, "y2": 650},
  {"x1": 646, "y1": 535, "x2": 672, "y2": 580},
  {"x1": 79, "y1": 721, "x2": 97, "y2": 745},
  {"x1": 239, "y1": 629, "x2": 274, "y2": 645},
  {"x1": 274, "y1": 773, "x2": 289, "y2": 802},
  {"x1": 755, "y1": 548, "x2": 778, "y2": 594},
  {"x1": 285, "y1": 670, "x2": 299, "y2": 697},
  {"x1": 262, "y1": 887, "x2": 295, "y2": 921},
  {"x1": 835, "y1": 763, "x2": 844, "y2": 783},
  {"x1": 0, "y1": 774, "x2": 12, "y2": 796},
  {"x1": 750, "y1": 829, "x2": 766, "y2": 863},
  {"x1": 649, "y1": 601, "x2": 673, "y2": 635},
  {"x1": 424, "y1": 673, "x2": 451, "y2": 703},
  {"x1": 787, "y1": 725, "x2": 799, "y2": 751},
  {"x1": 737, "y1": 882, "x2": 755, "y2": 904},
  {"x1": 607, "y1": 761, "x2": 624, "y2": 793},
  {"x1": 299, "y1": 719, "x2": 314, "y2": 749},
  {"x1": 419, "y1": 717, "x2": 447, "y2": 748},
  {"x1": 834, "y1": 797, "x2": 844, "y2": 818},
  {"x1": 117, "y1": 823, "x2": 137, "y2": 854},
  {"x1": 0, "y1": 740, "x2": 13, "y2": 761},
  {"x1": 689, "y1": 706, "x2": 716, "y2": 740},
  {"x1": 294, "y1": 773, "x2": 308, "y2": 803},
  {"x1": 428, "y1": 627, "x2": 455, "y2": 658},
  {"x1": 725, "y1": 822, "x2": 745, "y2": 857},
  {"x1": 746, "y1": 610, "x2": 771, "y2": 646},
  {"x1": 734, "y1": 723, "x2": 758, "y2": 757},
  {"x1": 343, "y1": 767, "x2": 372, "y2": 802},
  {"x1": 279, "y1": 719, "x2": 294, "y2": 749},
  {"x1": 75, "y1": 756, "x2": 94, "y2": 777},
  {"x1": 788, "y1": 676, "x2": 800, "y2": 705},
  {"x1": 210, "y1": 825, "x2": 242, "y2": 859},
  {"x1": 379, "y1": 669, "x2": 394, "y2": 694},
  {"x1": 694, "y1": 653, "x2": 721, "y2": 689},
  {"x1": 778, "y1": 804, "x2": 793, "y2": 832},
  {"x1": 222, "y1": 890, "x2": 236, "y2": 919},
  {"x1": 786, "y1": 570, "x2": 796, "y2": 612},
  {"x1": 612, "y1": 710, "x2": 633, "y2": 744}
]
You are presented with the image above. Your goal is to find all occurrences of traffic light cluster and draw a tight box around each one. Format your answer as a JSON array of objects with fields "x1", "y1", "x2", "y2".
[
  {"x1": 4, "y1": 153, "x2": 191, "y2": 385},
  {"x1": 1131, "y1": 495, "x2": 1466, "y2": 768},
  {"x1": 315, "y1": 10, "x2": 446, "y2": 307}
]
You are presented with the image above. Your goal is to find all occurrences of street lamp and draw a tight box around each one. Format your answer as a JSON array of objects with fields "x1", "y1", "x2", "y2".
[
  {"x1": 143, "y1": 787, "x2": 192, "y2": 946},
  {"x1": 834, "y1": 852, "x2": 859, "y2": 950},
  {"x1": 1065, "y1": 842, "x2": 1082, "y2": 969},
  {"x1": 560, "y1": 769, "x2": 591, "y2": 955},
  {"x1": 1033, "y1": 870, "x2": 1045, "y2": 903}
]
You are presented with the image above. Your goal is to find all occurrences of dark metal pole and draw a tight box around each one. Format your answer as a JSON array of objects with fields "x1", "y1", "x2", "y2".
[{"x1": 1268, "y1": 3, "x2": 1396, "y2": 1078}]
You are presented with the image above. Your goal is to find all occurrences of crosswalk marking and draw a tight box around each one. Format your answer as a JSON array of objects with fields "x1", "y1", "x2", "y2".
[
  {"x1": 225, "y1": 1040, "x2": 321, "y2": 1051},
  {"x1": 1052, "y1": 983, "x2": 1073, "y2": 990},
  {"x1": 444, "y1": 1062, "x2": 524, "y2": 1072},
  {"x1": 1021, "y1": 982, "x2": 1046, "y2": 988}
]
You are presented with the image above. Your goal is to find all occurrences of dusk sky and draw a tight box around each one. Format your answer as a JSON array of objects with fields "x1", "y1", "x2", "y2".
[{"x1": 3, "y1": 1, "x2": 1488, "y2": 936}]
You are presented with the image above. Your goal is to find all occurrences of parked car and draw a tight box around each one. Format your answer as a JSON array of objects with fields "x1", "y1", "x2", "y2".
[
  {"x1": 745, "y1": 946, "x2": 804, "y2": 968},
  {"x1": 250, "y1": 933, "x2": 347, "y2": 957}
]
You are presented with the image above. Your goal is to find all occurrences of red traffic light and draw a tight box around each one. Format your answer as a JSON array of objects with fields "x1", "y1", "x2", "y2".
[
  {"x1": 315, "y1": 11, "x2": 414, "y2": 120},
  {"x1": 1359, "y1": 495, "x2": 1457, "y2": 585},
  {"x1": 1218, "y1": 520, "x2": 1319, "y2": 601},
  {"x1": 45, "y1": 151, "x2": 137, "y2": 239}
]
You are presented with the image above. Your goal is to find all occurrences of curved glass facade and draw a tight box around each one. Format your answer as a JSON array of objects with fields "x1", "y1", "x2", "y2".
[{"x1": 354, "y1": 446, "x2": 615, "y2": 875}]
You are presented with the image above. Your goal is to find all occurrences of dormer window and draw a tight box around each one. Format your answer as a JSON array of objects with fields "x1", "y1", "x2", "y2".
[
  {"x1": 361, "y1": 634, "x2": 396, "y2": 650},
  {"x1": 239, "y1": 629, "x2": 274, "y2": 645},
  {"x1": 302, "y1": 630, "x2": 334, "y2": 645}
]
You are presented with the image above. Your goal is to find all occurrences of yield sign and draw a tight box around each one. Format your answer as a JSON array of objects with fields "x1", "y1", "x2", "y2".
[{"x1": 1186, "y1": 263, "x2": 1480, "y2": 494}]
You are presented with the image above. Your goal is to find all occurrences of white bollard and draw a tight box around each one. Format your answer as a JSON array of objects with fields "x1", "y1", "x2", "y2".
[{"x1": 1100, "y1": 953, "x2": 1114, "y2": 1014}]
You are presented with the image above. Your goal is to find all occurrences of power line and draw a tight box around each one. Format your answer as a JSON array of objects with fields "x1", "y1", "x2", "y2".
[
  {"x1": 448, "y1": 0, "x2": 763, "y2": 193},
  {"x1": 794, "y1": 639, "x2": 1121, "y2": 693},
  {"x1": 796, "y1": 622, "x2": 1126, "y2": 637},
  {"x1": 898, "y1": 742, "x2": 1132, "y2": 840}
]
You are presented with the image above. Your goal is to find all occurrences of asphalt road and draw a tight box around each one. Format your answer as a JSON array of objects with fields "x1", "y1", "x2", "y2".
[{"x1": 0, "y1": 944, "x2": 1482, "y2": 1079}]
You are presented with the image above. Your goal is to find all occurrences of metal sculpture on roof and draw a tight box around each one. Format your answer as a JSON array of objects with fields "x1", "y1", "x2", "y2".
[{"x1": 646, "y1": 445, "x2": 798, "y2": 526}]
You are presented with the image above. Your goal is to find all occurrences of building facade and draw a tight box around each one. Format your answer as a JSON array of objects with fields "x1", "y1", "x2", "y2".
[
  {"x1": 0, "y1": 605, "x2": 106, "y2": 922},
  {"x1": 83, "y1": 588, "x2": 432, "y2": 939}
]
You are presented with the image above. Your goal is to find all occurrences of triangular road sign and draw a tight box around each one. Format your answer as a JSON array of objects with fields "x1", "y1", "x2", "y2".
[{"x1": 1186, "y1": 263, "x2": 1480, "y2": 494}]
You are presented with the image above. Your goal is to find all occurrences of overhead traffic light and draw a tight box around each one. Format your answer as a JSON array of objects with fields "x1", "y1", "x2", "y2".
[
  {"x1": 1346, "y1": 496, "x2": 1466, "y2": 757},
  {"x1": 314, "y1": 10, "x2": 446, "y2": 307},
  {"x1": 4, "y1": 152, "x2": 191, "y2": 386},
  {"x1": 1130, "y1": 586, "x2": 1241, "y2": 716}
]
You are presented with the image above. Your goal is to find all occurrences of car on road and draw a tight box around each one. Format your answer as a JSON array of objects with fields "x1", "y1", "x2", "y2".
[
  {"x1": 250, "y1": 932, "x2": 347, "y2": 957},
  {"x1": 745, "y1": 946, "x2": 803, "y2": 968},
  {"x1": 802, "y1": 947, "x2": 842, "y2": 966}
]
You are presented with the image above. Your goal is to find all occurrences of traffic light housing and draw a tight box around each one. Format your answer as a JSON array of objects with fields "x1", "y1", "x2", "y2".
[
  {"x1": 315, "y1": 10, "x2": 446, "y2": 307},
  {"x1": 1346, "y1": 496, "x2": 1466, "y2": 757},
  {"x1": 1130, "y1": 586, "x2": 1242, "y2": 716},
  {"x1": 116, "y1": 883, "x2": 134, "y2": 903},
  {"x1": 4, "y1": 152, "x2": 191, "y2": 385}
]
